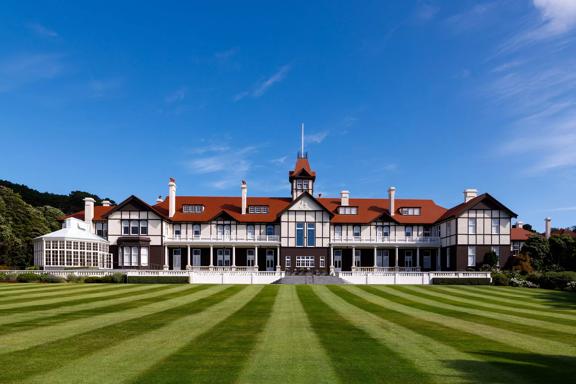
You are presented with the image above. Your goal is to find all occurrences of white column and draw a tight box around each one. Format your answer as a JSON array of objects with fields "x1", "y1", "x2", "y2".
[
  {"x1": 330, "y1": 247, "x2": 335, "y2": 275},
  {"x1": 164, "y1": 246, "x2": 169, "y2": 270},
  {"x1": 395, "y1": 246, "x2": 399, "y2": 270},
  {"x1": 416, "y1": 247, "x2": 420, "y2": 270},
  {"x1": 352, "y1": 246, "x2": 356, "y2": 271},
  {"x1": 186, "y1": 245, "x2": 191, "y2": 270},
  {"x1": 255, "y1": 246, "x2": 259, "y2": 271},
  {"x1": 373, "y1": 247, "x2": 378, "y2": 268},
  {"x1": 232, "y1": 246, "x2": 236, "y2": 270},
  {"x1": 209, "y1": 245, "x2": 214, "y2": 270},
  {"x1": 276, "y1": 246, "x2": 281, "y2": 272}
]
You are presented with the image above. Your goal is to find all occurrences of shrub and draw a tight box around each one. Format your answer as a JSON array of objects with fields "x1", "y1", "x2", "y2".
[
  {"x1": 111, "y1": 272, "x2": 127, "y2": 284},
  {"x1": 532, "y1": 271, "x2": 576, "y2": 290},
  {"x1": 84, "y1": 273, "x2": 126, "y2": 284},
  {"x1": 66, "y1": 274, "x2": 84, "y2": 283},
  {"x1": 483, "y1": 251, "x2": 499, "y2": 268},
  {"x1": 126, "y1": 275, "x2": 189, "y2": 284},
  {"x1": 566, "y1": 281, "x2": 576, "y2": 292},
  {"x1": 509, "y1": 277, "x2": 539, "y2": 288},
  {"x1": 16, "y1": 273, "x2": 42, "y2": 283},
  {"x1": 39, "y1": 273, "x2": 65, "y2": 283},
  {"x1": 0, "y1": 273, "x2": 17, "y2": 282},
  {"x1": 491, "y1": 272, "x2": 509, "y2": 286},
  {"x1": 432, "y1": 278, "x2": 491, "y2": 285}
]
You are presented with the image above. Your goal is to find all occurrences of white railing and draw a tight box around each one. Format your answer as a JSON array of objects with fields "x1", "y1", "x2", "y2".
[
  {"x1": 165, "y1": 235, "x2": 280, "y2": 243},
  {"x1": 338, "y1": 271, "x2": 492, "y2": 285},
  {"x1": 353, "y1": 267, "x2": 421, "y2": 273},
  {"x1": 331, "y1": 236, "x2": 440, "y2": 245}
]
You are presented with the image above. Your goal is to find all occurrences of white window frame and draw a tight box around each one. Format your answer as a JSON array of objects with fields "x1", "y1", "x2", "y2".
[
  {"x1": 491, "y1": 218, "x2": 500, "y2": 234},
  {"x1": 467, "y1": 246, "x2": 476, "y2": 267},
  {"x1": 140, "y1": 247, "x2": 149, "y2": 266},
  {"x1": 468, "y1": 218, "x2": 477, "y2": 235}
]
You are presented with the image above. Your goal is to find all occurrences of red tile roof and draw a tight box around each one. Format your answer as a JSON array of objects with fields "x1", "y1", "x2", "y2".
[
  {"x1": 289, "y1": 157, "x2": 316, "y2": 179},
  {"x1": 61, "y1": 206, "x2": 114, "y2": 221},
  {"x1": 317, "y1": 198, "x2": 447, "y2": 224},
  {"x1": 511, "y1": 227, "x2": 534, "y2": 241}
]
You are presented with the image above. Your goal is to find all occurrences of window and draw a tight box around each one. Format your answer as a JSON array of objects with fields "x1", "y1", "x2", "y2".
[
  {"x1": 131, "y1": 247, "x2": 138, "y2": 265},
  {"x1": 400, "y1": 207, "x2": 421, "y2": 215},
  {"x1": 193, "y1": 224, "x2": 201, "y2": 238},
  {"x1": 266, "y1": 224, "x2": 275, "y2": 236},
  {"x1": 353, "y1": 225, "x2": 361, "y2": 239},
  {"x1": 141, "y1": 247, "x2": 149, "y2": 266},
  {"x1": 446, "y1": 222, "x2": 452, "y2": 236},
  {"x1": 122, "y1": 220, "x2": 130, "y2": 235},
  {"x1": 307, "y1": 223, "x2": 316, "y2": 246},
  {"x1": 334, "y1": 225, "x2": 342, "y2": 239},
  {"x1": 338, "y1": 206, "x2": 358, "y2": 215},
  {"x1": 320, "y1": 256, "x2": 325, "y2": 268},
  {"x1": 303, "y1": 180, "x2": 309, "y2": 190},
  {"x1": 467, "y1": 246, "x2": 476, "y2": 267},
  {"x1": 377, "y1": 225, "x2": 390, "y2": 238},
  {"x1": 296, "y1": 223, "x2": 305, "y2": 246},
  {"x1": 376, "y1": 249, "x2": 389, "y2": 267},
  {"x1": 131, "y1": 221, "x2": 139, "y2": 235},
  {"x1": 174, "y1": 224, "x2": 181, "y2": 238},
  {"x1": 192, "y1": 249, "x2": 202, "y2": 266},
  {"x1": 248, "y1": 206, "x2": 269, "y2": 214},
  {"x1": 491, "y1": 218, "x2": 500, "y2": 234},
  {"x1": 247, "y1": 225, "x2": 255, "y2": 239},
  {"x1": 296, "y1": 256, "x2": 315, "y2": 268},
  {"x1": 247, "y1": 249, "x2": 255, "y2": 267},
  {"x1": 354, "y1": 249, "x2": 362, "y2": 267},
  {"x1": 296, "y1": 180, "x2": 303, "y2": 190},
  {"x1": 285, "y1": 256, "x2": 291, "y2": 268},
  {"x1": 405, "y1": 250, "x2": 413, "y2": 267},
  {"x1": 123, "y1": 246, "x2": 131, "y2": 266},
  {"x1": 423, "y1": 226, "x2": 431, "y2": 237},
  {"x1": 183, "y1": 205, "x2": 204, "y2": 213},
  {"x1": 96, "y1": 222, "x2": 108, "y2": 238},
  {"x1": 122, "y1": 220, "x2": 148, "y2": 236},
  {"x1": 405, "y1": 226, "x2": 413, "y2": 237},
  {"x1": 140, "y1": 220, "x2": 148, "y2": 235},
  {"x1": 468, "y1": 218, "x2": 477, "y2": 234}
]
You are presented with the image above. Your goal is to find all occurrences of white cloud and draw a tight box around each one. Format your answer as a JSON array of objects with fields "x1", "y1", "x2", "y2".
[
  {"x1": 305, "y1": 131, "x2": 328, "y2": 145},
  {"x1": 89, "y1": 78, "x2": 123, "y2": 97},
  {"x1": 533, "y1": 0, "x2": 576, "y2": 36},
  {"x1": 234, "y1": 65, "x2": 291, "y2": 101},
  {"x1": 186, "y1": 145, "x2": 257, "y2": 189},
  {"x1": 215, "y1": 47, "x2": 239, "y2": 61},
  {"x1": 0, "y1": 53, "x2": 64, "y2": 92},
  {"x1": 26, "y1": 22, "x2": 58, "y2": 38},
  {"x1": 165, "y1": 87, "x2": 187, "y2": 104},
  {"x1": 415, "y1": 2, "x2": 439, "y2": 21}
]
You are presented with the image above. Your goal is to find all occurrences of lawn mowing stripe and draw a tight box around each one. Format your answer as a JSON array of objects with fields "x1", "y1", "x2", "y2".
[
  {"x1": 0, "y1": 284, "x2": 178, "y2": 335},
  {"x1": 434, "y1": 286, "x2": 576, "y2": 316},
  {"x1": 0, "y1": 284, "x2": 122, "y2": 304},
  {"x1": 0, "y1": 285, "x2": 240, "y2": 384},
  {"x1": 335, "y1": 286, "x2": 576, "y2": 384},
  {"x1": 388, "y1": 286, "x2": 576, "y2": 344},
  {"x1": 358, "y1": 286, "x2": 576, "y2": 357},
  {"x1": 23, "y1": 285, "x2": 263, "y2": 384},
  {"x1": 0, "y1": 285, "x2": 138, "y2": 310},
  {"x1": 131, "y1": 285, "x2": 278, "y2": 384},
  {"x1": 0, "y1": 285, "x2": 165, "y2": 315},
  {"x1": 297, "y1": 285, "x2": 431, "y2": 384},
  {"x1": 457, "y1": 286, "x2": 576, "y2": 309},
  {"x1": 319, "y1": 285, "x2": 524, "y2": 384},
  {"x1": 0, "y1": 284, "x2": 98, "y2": 296},
  {"x1": 0, "y1": 284, "x2": 218, "y2": 355},
  {"x1": 237, "y1": 286, "x2": 339, "y2": 384},
  {"x1": 401, "y1": 286, "x2": 576, "y2": 327}
]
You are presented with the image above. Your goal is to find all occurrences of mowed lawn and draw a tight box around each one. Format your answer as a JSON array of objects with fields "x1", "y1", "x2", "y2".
[{"x1": 0, "y1": 284, "x2": 575, "y2": 384}]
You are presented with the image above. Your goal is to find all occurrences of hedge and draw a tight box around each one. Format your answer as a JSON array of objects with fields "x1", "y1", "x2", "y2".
[
  {"x1": 432, "y1": 277, "x2": 491, "y2": 285},
  {"x1": 126, "y1": 275, "x2": 189, "y2": 284},
  {"x1": 527, "y1": 271, "x2": 576, "y2": 290},
  {"x1": 84, "y1": 273, "x2": 126, "y2": 284}
]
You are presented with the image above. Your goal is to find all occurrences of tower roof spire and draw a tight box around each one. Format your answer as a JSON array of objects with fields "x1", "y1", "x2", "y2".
[{"x1": 300, "y1": 123, "x2": 305, "y2": 158}]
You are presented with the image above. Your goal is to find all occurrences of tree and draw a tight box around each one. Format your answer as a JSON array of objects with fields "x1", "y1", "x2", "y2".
[
  {"x1": 549, "y1": 235, "x2": 576, "y2": 271},
  {"x1": 521, "y1": 235, "x2": 550, "y2": 271},
  {"x1": 483, "y1": 251, "x2": 499, "y2": 268},
  {"x1": 522, "y1": 223, "x2": 534, "y2": 232}
]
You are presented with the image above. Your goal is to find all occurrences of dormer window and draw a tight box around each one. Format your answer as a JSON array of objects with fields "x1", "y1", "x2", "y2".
[
  {"x1": 400, "y1": 207, "x2": 421, "y2": 216},
  {"x1": 183, "y1": 205, "x2": 204, "y2": 213},
  {"x1": 248, "y1": 205, "x2": 269, "y2": 214},
  {"x1": 338, "y1": 206, "x2": 358, "y2": 215}
]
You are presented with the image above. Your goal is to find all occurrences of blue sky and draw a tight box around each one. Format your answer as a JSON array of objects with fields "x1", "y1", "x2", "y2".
[{"x1": 1, "y1": 1, "x2": 576, "y2": 230}]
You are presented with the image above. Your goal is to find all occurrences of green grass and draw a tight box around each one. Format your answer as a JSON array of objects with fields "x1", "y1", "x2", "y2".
[{"x1": 0, "y1": 283, "x2": 575, "y2": 384}]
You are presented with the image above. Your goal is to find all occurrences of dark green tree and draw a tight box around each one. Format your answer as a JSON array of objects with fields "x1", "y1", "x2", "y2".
[
  {"x1": 549, "y1": 235, "x2": 576, "y2": 271},
  {"x1": 521, "y1": 235, "x2": 550, "y2": 271}
]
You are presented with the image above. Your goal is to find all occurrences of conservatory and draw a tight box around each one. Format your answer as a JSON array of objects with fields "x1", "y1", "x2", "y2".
[{"x1": 33, "y1": 217, "x2": 112, "y2": 269}]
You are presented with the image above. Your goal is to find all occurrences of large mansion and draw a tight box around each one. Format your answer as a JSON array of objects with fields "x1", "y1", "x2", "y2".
[{"x1": 34, "y1": 153, "x2": 522, "y2": 274}]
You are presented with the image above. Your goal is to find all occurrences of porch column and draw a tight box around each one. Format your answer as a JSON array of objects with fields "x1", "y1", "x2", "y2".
[
  {"x1": 254, "y1": 246, "x2": 259, "y2": 271},
  {"x1": 276, "y1": 246, "x2": 281, "y2": 272},
  {"x1": 330, "y1": 247, "x2": 335, "y2": 275},
  {"x1": 352, "y1": 246, "x2": 356, "y2": 271},
  {"x1": 186, "y1": 245, "x2": 191, "y2": 270},
  {"x1": 163, "y1": 246, "x2": 169, "y2": 270},
  {"x1": 373, "y1": 247, "x2": 378, "y2": 268},
  {"x1": 232, "y1": 246, "x2": 236, "y2": 271},
  {"x1": 395, "y1": 246, "x2": 399, "y2": 270},
  {"x1": 437, "y1": 247, "x2": 441, "y2": 271},
  {"x1": 416, "y1": 247, "x2": 420, "y2": 270},
  {"x1": 209, "y1": 245, "x2": 214, "y2": 270}
]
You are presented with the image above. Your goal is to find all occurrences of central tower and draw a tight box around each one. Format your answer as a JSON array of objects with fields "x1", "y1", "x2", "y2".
[{"x1": 289, "y1": 124, "x2": 316, "y2": 199}]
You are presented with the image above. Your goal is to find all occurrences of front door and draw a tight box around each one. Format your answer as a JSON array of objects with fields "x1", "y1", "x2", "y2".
[
  {"x1": 192, "y1": 249, "x2": 201, "y2": 267},
  {"x1": 376, "y1": 250, "x2": 389, "y2": 267},
  {"x1": 334, "y1": 250, "x2": 342, "y2": 272},
  {"x1": 173, "y1": 249, "x2": 181, "y2": 270},
  {"x1": 405, "y1": 251, "x2": 413, "y2": 268},
  {"x1": 266, "y1": 250, "x2": 275, "y2": 271},
  {"x1": 217, "y1": 249, "x2": 231, "y2": 266}
]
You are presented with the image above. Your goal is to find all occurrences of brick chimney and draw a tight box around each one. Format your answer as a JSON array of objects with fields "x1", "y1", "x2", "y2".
[
  {"x1": 464, "y1": 189, "x2": 478, "y2": 202},
  {"x1": 340, "y1": 190, "x2": 350, "y2": 206}
]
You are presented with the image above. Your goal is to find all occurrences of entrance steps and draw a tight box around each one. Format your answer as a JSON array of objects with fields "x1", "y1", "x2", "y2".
[{"x1": 273, "y1": 275, "x2": 348, "y2": 285}]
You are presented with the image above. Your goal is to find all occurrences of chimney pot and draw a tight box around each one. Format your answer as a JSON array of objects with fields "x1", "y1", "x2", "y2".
[
  {"x1": 156, "y1": 195, "x2": 163, "y2": 204},
  {"x1": 388, "y1": 187, "x2": 396, "y2": 216},
  {"x1": 241, "y1": 180, "x2": 248, "y2": 214},
  {"x1": 464, "y1": 188, "x2": 478, "y2": 203},
  {"x1": 101, "y1": 200, "x2": 111, "y2": 207},
  {"x1": 516, "y1": 220, "x2": 524, "y2": 229},
  {"x1": 340, "y1": 190, "x2": 350, "y2": 206}
]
